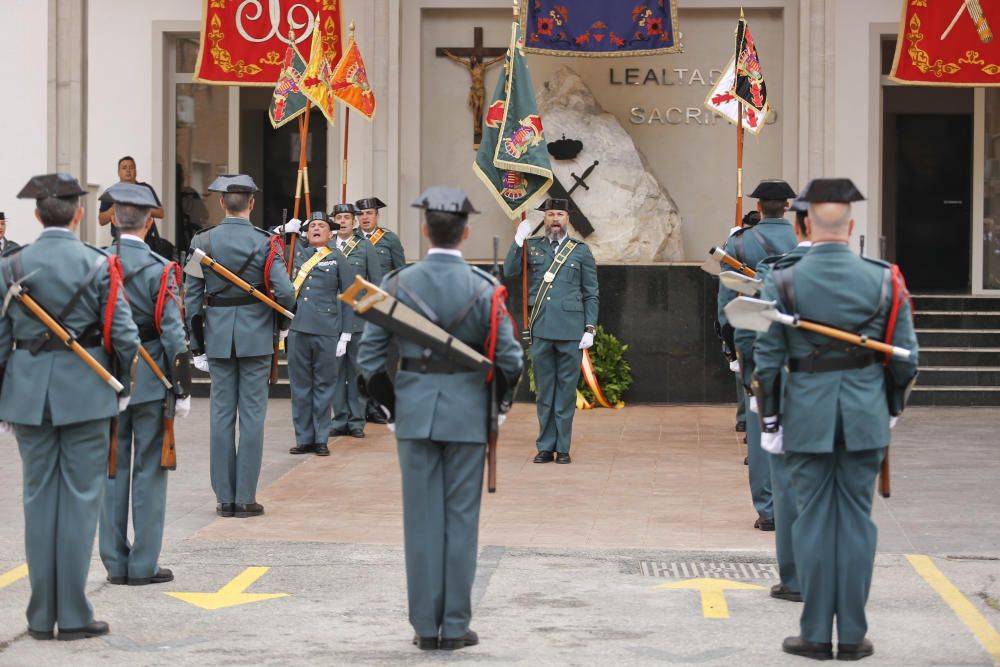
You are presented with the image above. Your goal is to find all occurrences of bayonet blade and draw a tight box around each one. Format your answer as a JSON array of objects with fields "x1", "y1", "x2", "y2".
[
  {"x1": 720, "y1": 271, "x2": 762, "y2": 296},
  {"x1": 724, "y1": 296, "x2": 781, "y2": 333}
]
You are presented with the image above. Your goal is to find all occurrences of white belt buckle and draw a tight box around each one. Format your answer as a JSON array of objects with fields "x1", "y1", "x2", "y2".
[{"x1": 543, "y1": 271, "x2": 555, "y2": 283}]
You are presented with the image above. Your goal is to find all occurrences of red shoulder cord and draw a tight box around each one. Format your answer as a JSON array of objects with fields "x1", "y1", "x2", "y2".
[
  {"x1": 882, "y1": 264, "x2": 912, "y2": 366},
  {"x1": 104, "y1": 255, "x2": 126, "y2": 354},
  {"x1": 155, "y1": 262, "x2": 184, "y2": 334},
  {"x1": 484, "y1": 284, "x2": 515, "y2": 383},
  {"x1": 263, "y1": 234, "x2": 287, "y2": 296}
]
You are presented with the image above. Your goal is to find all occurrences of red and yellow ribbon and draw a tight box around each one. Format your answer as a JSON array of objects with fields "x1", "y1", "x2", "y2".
[{"x1": 580, "y1": 349, "x2": 625, "y2": 409}]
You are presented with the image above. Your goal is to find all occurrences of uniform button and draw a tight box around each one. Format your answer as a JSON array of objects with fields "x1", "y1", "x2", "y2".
[
  {"x1": 305, "y1": 286, "x2": 310, "y2": 290},
  {"x1": 304, "y1": 297, "x2": 308, "y2": 301},
  {"x1": 546, "y1": 296, "x2": 551, "y2": 300}
]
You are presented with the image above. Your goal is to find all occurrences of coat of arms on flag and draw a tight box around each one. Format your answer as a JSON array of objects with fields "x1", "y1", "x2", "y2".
[
  {"x1": 269, "y1": 43, "x2": 309, "y2": 129},
  {"x1": 473, "y1": 23, "x2": 553, "y2": 218},
  {"x1": 300, "y1": 24, "x2": 338, "y2": 125},
  {"x1": 734, "y1": 14, "x2": 768, "y2": 112},
  {"x1": 704, "y1": 56, "x2": 770, "y2": 135},
  {"x1": 331, "y1": 35, "x2": 376, "y2": 120}
]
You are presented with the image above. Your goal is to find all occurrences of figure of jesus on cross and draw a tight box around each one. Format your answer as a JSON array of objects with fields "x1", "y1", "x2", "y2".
[{"x1": 436, "y1": 27, "x2": 507, "y2": 148}]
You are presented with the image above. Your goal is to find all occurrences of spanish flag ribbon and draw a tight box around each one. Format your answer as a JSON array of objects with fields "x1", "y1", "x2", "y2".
[
  {"x1": 575, "y1": 388, "x2": 593, "y2": 410},
  {"x1": 580, "y1": 349, "x2": 625, "y2": 409}
]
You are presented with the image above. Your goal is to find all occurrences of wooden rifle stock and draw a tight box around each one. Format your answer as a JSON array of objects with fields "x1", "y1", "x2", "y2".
[
  {"x1": 878, "y1": 447, "x2": 890, "y2": 498},
  {"x1": 161, "y1": 400, "x2": 177, "y2": 471},
  {"x1": 272, "y1": 207, "x2": 291, "y2": 385}
]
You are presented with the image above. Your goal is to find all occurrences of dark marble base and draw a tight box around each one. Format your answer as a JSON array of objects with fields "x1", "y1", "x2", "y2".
[{"x1": 483, "y1": 263, "x2": 735, "y2": 404}]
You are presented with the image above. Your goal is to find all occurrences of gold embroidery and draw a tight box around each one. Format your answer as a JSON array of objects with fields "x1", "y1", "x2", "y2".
[
  {"x1": 207, "y1": 13, "x2": 263, "y2": 78},
  {"x1": 322, "y1": 16, "x2": 340, "y2": 63},
  {"x1": 210, "y1": 0, "x2": 225, "y2": 8},
  {"x1": 903, "y1": 12, "x2": 1000, "y2": 78},
  {"x1": 259, "y1": 50, "x2": 283, "y2": 66}
]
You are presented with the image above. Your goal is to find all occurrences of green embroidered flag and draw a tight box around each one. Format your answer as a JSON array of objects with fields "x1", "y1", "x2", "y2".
[
  {"x1": 473, "y1": 22, "x2": 553, "y2": 218},
  {"x1": 269, "y1": 43, "x2": 309, "y2": 129}
]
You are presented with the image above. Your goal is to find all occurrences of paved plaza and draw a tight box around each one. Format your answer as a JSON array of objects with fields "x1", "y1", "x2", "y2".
[{"x1": 0, "y1": 403, "x2": 998, "y2": 665}]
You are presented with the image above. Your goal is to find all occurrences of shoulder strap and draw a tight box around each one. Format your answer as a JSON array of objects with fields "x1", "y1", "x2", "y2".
[
  {"x1": 772, "y1": 264, "x2": 796, "y2": 315},
  {"x1": 734, "y1": 232, "x2": 745, "y2": 263},
  {"x1": 395, "y1": 280, "x2": 440, "y2": 325},
  {"x1": 58, "y1": 255, "x2": 109, "y2": 322},
  {"x1": 749, "y1": 227, "x2": 777, "y2": 257},
  {"x1": 123, "y1": 260, "x2": 160, "y2": 285},
  {"x1": 443, "y1": 281, "x2": 490, "y2": 332}
]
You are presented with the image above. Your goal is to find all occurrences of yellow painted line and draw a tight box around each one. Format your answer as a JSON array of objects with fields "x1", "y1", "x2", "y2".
[
  {"x1": 166, "y1": 566, "x2": 288, "y2": 611},
  {"x1": 657, "y1": 578, "x2": 766, "y2": 619},
  {"x1": 0, "y1": 563, "x2": 28, "y2": 589},
  {"x1": 907, "y1": 554, "x2": 1000, "y2": 663}
]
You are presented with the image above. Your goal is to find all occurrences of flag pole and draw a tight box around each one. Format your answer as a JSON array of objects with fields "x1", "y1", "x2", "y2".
[
  {"x1": 736, "y1": 101, "x2": 744, "y2": 228},
  {"x1": 511, "y1": 0, "x2": 530, "y2": 331},
  {"x1": 341, "y1": 22, "x2": 356, "y2": 203}
]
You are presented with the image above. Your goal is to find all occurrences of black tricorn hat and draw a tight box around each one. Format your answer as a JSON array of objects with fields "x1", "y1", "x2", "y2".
[
  {"x1": 99, "y1": 182, "x2": 159, "y2": 208},
  {"x1": 17, "y1": 173, "x2": 87, "y2": 200},
  {"x1": 789, "y1": 196, "x2": 808, "y2": 213},
  {"x1": 411, "y1": 186, "x2": 479, "y2": 214},
  {"x1": 355, "y1": 197, "x2": 386, "y2": 211},
  {"x1": 547, "y1": 135, "x2": 583, "y2": 161},
  {"x1": 536, "y1": 198, "x2": 573, "y2": 212},
  {"x1": 331, "y1": 203, "x2": 359, "y2": 215},
  {"x1": 207, "y1": 174, "x2": 259, "y2": 193},
  {"x1": 308, "y1": 210, "x2": 334, "y2": 227},
  {"x1": 0, "y1": 212, "x2": 5, "y2": 220},
  {"x1": 749, "y1": 179, "x2": 796, "y2": 201},
  {"x1": 798, "y1": 178, "x2": 866, "y2": 203}
]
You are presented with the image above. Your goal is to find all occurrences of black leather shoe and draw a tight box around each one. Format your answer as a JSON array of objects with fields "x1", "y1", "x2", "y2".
[
  {"x1": 755, "y1": 517, "x2": 775, "y2": 531},
  {"x1": 367, "y1": 412, "x2": 388, "y2": 425},
  {"x1": 216, "y1": 503, "x2": 235, "y2": 517},
  {"x1": 439, "y1": 629, "x2": 478, "y2": 651},
  {"x1": 533, "y1": 451, "x2": 554, "y2": 463},
  {"x1": 742, "y1": 435, "x2": 748, "y2": 444},
  {"x1": 736, "y1": 422, "x2": 746, "y2": 432},
  {"x1": 330, "y1": 427, "x2": 350, "y2": 437},
  {"x1": 770, "y1": 583, "x2": 803, "y2": 602},
  {"x1": 234, "y1": 503, "x2": 264, "y2": 518},
  {"x1": 555, "y1": 453, "x2": 571, "y2": 464},
  {"x1": 289, "y1": 444, "x2": 314, "y2": 455},
  {"x1": 128, "y1": 568, "x2": 174, "y2": 586},
  {"x1": 58, "y1": 620, "x2": 110, "y2": 641},
  {"x1": 315, "y1": 443, "x2": 330, "y2": 456},
  {"x1": 744, "y1": 456, "x2": 749, "y2": 465},
  {"x1": 106, "y1": 575, "x2": 127, "y2": 585},
  {"x1": 412, "y1": 635, "x2": 438, "y2": 650},
  {"x1": 27, "y1": 627, "x2": 54, "y2": 640},
  {"x1": 782, "y1": 636, "x2": 833, "y2": 660},
  {"x1": 837, "y1": 639, "x2": 874, "y2": 661},
  {"x1": 350, "y1": 428, "x2": 365, "y2": 438}
]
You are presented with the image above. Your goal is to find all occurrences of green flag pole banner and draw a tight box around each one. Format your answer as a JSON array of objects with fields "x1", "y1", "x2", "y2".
[
  {"x1": 474, "y1": 22, "x2": 553, "y2": 218},
  {"x1": 269, "y1": 42, "x2": 309, "y2": 129}
]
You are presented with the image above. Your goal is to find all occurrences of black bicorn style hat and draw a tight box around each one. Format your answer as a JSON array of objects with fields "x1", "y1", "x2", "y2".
[
  {"x1": 798, "y1": 178, "x2": 866, "y2": 203},
  {"x1": 536, "y1": 198, "x2": 573, "y2": 212},
  {"x1": 749, "y1": 179, "x2": 797, "y2": 201},
  {"x1": 355, "y1": 197, "x2": 386, "y2": 211},
  {"x1": 17, "y1": 173, "x2": 87, "y2": 200},
  {"x1": 207, "y1": 174, "x2": 259, "y2": 193},
  {"x1": 331, "y1": 203, "x2": 359, "y2": 215},
  {"x1": 411, "y1": 187, "x2": 479, "y2": 214},
  {"x1": 99, "y1": 182, "x2": 159, "y2": 209}
]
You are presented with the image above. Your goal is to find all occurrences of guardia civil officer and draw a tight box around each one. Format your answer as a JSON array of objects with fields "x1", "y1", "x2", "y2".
[
  {"x1": 286, "y1": 211, "x2": 355, "y2": 455},
  {"x1": 1, "y1": 174, "x2": 139, "y2": 640},
  {"x1": 98, "y1": 183, "x2": 193, "y2": 586},
  {"x1": 719, "y1": 179, "x2": 798, "y2": 530},
  {"x1": 503, "y1": 199, "x2": 598, "y2": 464},
  {"x1": 753, "y1": 179, "x2": 919, "y2": 661},
  {"x1": 331, "y1": 204, "x2": 382, "y2": 438},
  {"x1": 358, "y1": 187, "x2": 523, "y2": 650},
  {"x1": 735, "y1": 195, "x2": 812, "y2": 604},
  {"x1": 355, "y1": 196, "x2": 405, "y2": 424},
  {"x1": 185, "y1": 175, "x2": 295, "y2": 518},
  {"x1": 0, "y1": 212, "x2": 20, "y2": 255}
]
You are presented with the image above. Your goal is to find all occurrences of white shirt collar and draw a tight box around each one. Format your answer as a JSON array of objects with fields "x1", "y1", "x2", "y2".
[
  {"x1": 120, "y1": 233, "x2": 145, "y2": 243},
  {"x1": 40, "y1": 227, "x2": 74, "y2": 237},
  {"x1": 797, "y1": 241, "x2": 812, "y2": 248},
  {"x1": 427, "y1": 248, "x2": 463, "y2": 259},
  {"x1": 812, "y1": 241, "x2": 847, "y2": 247}
]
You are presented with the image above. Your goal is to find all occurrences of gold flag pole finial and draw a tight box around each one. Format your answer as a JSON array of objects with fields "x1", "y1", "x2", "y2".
[
  {"x1": 349, "y1": 21, "x2": 356, "y2": 39},
  {"x1": 512, "y1": 0, "x2": 519, "y2": 20}
]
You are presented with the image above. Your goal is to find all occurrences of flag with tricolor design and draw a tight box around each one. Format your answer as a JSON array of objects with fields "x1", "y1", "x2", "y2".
[
  {"x1": 269, "y1": 43, "x2": 309, "y2": 129},
  {"x1": 331, "y1": 35, "x2": 375, "y2": 120},
  {"x1": 703, "y1": 56, "x2": 770, "y2": 135},
  {"x1": 300, "y1": 24, "x2": 337, "y2": 125}
]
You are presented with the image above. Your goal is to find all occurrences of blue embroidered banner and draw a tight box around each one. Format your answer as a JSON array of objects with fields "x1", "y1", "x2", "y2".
[{"x1": 520, "y1": 1, "x2": 682, "y2": 57}]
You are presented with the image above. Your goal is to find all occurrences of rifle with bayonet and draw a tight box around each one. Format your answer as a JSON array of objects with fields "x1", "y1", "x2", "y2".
[{"x1": 136, "y1": 346, "x2": 178, "y2": 470}]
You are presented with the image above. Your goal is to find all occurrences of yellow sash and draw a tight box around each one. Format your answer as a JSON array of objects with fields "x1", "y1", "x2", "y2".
[
  {"x1": 293, "y1": 246, "x2": 332, "y2": 297},
  {"x1": 342, "y1": 236, "x2": 360, "y2": 257},
  {"x1": 368, "y1": 228, "x2": 386, "y2": 245}
]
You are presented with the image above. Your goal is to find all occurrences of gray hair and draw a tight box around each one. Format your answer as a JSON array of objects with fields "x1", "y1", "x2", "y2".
[
  {"x1": 114, "y1": 203, "x2": 150, "y2": 231},
  {"x1": 36, "y1": 196, "x2": 79, "y2": 227},
  {"x1": 808, "y1": 203, "x2": 851, "y2": 235},
  {"x1": 222, "y1": 192, "x2": 252, "y2": 214}
]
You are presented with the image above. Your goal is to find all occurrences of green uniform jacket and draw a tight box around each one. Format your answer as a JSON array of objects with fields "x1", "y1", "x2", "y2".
[
  {"x1": 340, "y1": 236, "x2": 383, "y2": 334},
  {"x1": 184, "y1": 217, "x2": 295, "y2": 358},
  {"x1": 503, "y1": 237, "x2": 598, "y2": 341},
  {"x1": 356, "y1": 227, "x2": 405, "y2": 275},
  {"x1": 358, "y1": 253, "x2": 524, "y2": 443},
  {"x1": 718, "y1": 219, "x2": 798, "y2": 327},
  {"x1": 754, "y1": 243, "x2": 920, "y2": 453},
  {"x1": 0, "y1": 229, "x2": 139, "y2": 425},
  {"x1": 289, "y1": 242, "x2": 355, "y2": 336},
  {"x1": 111, "y1": 237, "x2": 189, "y2": 404}
]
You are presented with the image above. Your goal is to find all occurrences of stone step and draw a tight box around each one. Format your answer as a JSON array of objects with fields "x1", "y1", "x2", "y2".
[
  {"x1": 916, "y1": 329, "x2": 1000, "y2": 347},
  {"x1": 913, "y1": 312, "x2": 1000, "y2": 329},
  {"x1": 915, "y1": 367, "x2": 1000, "y2": 387},
  {"x1": 920, "y1": 348, "x2": 1000, "y2": 366},
  {"x1": 908, "y1": 385, "x2": 1000, "y2": 406},
  {"x1": 911, "y1": 294, "x2": 1000, "y2": 312}
]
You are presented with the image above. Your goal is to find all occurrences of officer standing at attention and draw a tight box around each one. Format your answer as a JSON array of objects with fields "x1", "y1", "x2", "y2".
[
  {"x1": 718, "y1": 179, "x2": 798, "y2": 531},
  {"x1": 358, "y1": 186, "x2": 523, "y2": 651},
  {"x1": 0, "y1": 212, "x2": 20, "y2": 255},
  {"x1": 98, "y1": 183, "x2": 193, "y2": 587},
  {"x1": 753, "y1": 179, "x2": 919, "y2": 661},
  {"x1": 503, "y1": 199, "x2": 598, "y2": 464},
  {"x1": 331, "y1": 204, "x2": 382, "y2": 438},
  {"x1": 185, "y1": 175, "x2": 295, "y2": 518},
  {"x1": 286, "y1": 211, "x2": 355, "y2": 456},
  {"x1": 0, "y1": 173, "x2": 139, "y2": 641}
]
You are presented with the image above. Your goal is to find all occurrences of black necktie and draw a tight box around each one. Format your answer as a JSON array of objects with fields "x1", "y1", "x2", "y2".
[{"x1": 551, "y1": 239, "x2": 559, "y2": 253}]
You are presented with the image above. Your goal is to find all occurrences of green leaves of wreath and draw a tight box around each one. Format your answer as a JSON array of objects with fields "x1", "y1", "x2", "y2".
[{"x1": 527, "y1": 326, "x2": 633, "y2": 405}]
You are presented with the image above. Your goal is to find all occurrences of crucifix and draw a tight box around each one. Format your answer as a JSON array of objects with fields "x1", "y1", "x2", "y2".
[{"x1": 435, "y1": 27, "x2": 508, "y2": 148}]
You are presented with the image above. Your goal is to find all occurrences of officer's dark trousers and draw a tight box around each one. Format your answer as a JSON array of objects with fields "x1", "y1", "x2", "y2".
[
  {"x1": 332, "y1": 337, "x2": 365, "y2": 432},
  {"x1": 532, "y1": 337, "x2": 581, "y2": 454},
  {"x1": 745, "y1": 395, "x2": 773, "y2": 520},
  {"x1": 208, "y1": 355, "x2": 271, "y2": 505},
  {"x1": 769, "y1": 452, "x2": 799, "y2": 592},
  {"x1": 16, "y1": 415, "x2": 109, "y2": 632},
  {"x1": 397, "y1": 439, "x2": 485, "y2": 639},
  {"x1": 288, "y1": 331, "x2": 339, "y2": 445},
  {"x1": 100, "y1": 400, "x2": 167, "y2": 580},
  {"x1": 786, "y1": 443, "x2": 883, "y2": 645},
  {"x1": 735, "y1": 375, "x2": 746, "y2": 426}
]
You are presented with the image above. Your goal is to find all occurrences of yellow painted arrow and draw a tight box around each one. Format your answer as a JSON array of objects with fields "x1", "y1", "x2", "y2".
[
  {"x1": 657, "y1": 577, "x2": 766, "y2": 619},
  {"x1": 0, "y1": 564, "x2": 28, "y2": 590},
  {"x1": 165, "y1": 567, "x2": 289, "y2": 610}
]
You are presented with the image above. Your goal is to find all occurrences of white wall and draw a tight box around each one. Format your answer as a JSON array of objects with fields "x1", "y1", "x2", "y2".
[{"x1": 0, "y1": 2, "x2": 50, "y2": 244}]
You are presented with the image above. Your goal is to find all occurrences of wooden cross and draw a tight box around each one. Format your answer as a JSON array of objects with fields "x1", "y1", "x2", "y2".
[{"x1": 435, "y1": 27, "x2": 508, "y2": 148}]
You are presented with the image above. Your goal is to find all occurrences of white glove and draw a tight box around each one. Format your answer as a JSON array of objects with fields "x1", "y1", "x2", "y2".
[
  {"x1": 118, "y1": 396, "x2": 131, "y2": 412},
  {"x1": 760, "y1": 417, "x2": 783, "y2": 454},
  {"x1": 889, "y1": 416, "x2": 898, "y2": 430},
  {"x1": 498, "y1": 413, "x2": 507, "y2": 427},
  {"x1": 748, "y1": 396, "x2": 758, "y2": 414},
  {"x1": 514, "y1": 219, "x2": 533, "y2": 247},
  {"x1": 193, "y1": 354, "x2": 209, "y2": 372},
  {"x1": 175, "y1": 395, "x2": 192, "y2": 419},
  {"x1": 729, "y1": 359, "x2": 740, "y2": 373},
  {"x1": 0, "y1": 421, "x2": 12, "y2": 434},
  {"x1": 579, "y1": 331, "x2": 594, "y2": 350},
  {"x1": 279, "y1": 329, "x2": 289, "y2": 342},
  {"x1": 336, "y1": 332, "x2": 352, "y2": 358},
  {"x1": 277, "y1": 218, "x2": 302, "y2": 235}
]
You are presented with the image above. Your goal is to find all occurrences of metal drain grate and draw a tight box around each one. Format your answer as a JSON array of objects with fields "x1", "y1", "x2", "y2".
[{"x1": 638, "y1": 561, "x2": 779, "y2": 579}]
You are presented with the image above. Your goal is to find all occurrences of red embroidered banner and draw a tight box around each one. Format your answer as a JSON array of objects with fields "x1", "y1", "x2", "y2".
[
  {"x1": 194, "y1": 0, "x2": 342, "y2": 87},
  {"x1": 890, "y1": 0, "x2": 1000, "y2": 86}
]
